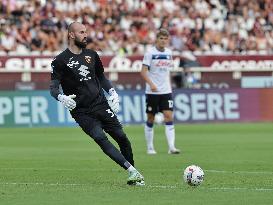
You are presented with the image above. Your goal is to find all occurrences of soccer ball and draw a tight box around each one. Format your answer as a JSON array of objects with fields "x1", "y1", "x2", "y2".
[
  {"x1": 183, "y1": 165, "x2": 204, "y2": 186},
  {"x1": 154, "y1": 112, "x2": 164, "y2": 124}
]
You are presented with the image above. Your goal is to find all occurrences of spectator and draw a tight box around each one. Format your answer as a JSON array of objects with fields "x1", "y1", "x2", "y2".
[{"x1": 0, "y1": 0, "x2": 272, "y2": 55}]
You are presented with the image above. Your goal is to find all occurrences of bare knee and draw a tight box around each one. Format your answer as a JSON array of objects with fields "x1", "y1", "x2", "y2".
[
  {"x1": 147, "y1": 113, "x2": 155, "y2": 123},
  {"x1": 163, "y1": 111, "x2": 173, "y2": 122}
]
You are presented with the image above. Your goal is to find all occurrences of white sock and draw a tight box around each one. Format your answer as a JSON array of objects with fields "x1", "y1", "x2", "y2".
[
  {"x1": 165, "y1": 123, "x2": 175, "y2": 150},
  {"x1": 145, "y1": 123, "x2": 154, "y2": 151},
  {"x1": 127, "y1": 165, "x2": 136, "y2": 173}
]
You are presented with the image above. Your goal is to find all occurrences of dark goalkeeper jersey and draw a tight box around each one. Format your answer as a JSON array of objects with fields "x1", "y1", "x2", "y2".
[{"x1": 50, "y1": 48, "x2": 112, "y2": 112}]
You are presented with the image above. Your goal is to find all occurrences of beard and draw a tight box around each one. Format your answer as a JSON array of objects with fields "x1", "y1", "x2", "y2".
[{"x1": 74, "y1": 37, "x2": 87, "y2": 49}]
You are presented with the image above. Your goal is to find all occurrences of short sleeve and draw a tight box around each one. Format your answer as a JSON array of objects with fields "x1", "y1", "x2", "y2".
[{"x1": 142, "y1": 51, "x2": 152, "y2": 67}]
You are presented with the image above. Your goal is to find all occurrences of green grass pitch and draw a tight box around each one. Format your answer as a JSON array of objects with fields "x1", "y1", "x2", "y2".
[{"x1": 0, "y1": 123, "x2": 273, "y2": 205}]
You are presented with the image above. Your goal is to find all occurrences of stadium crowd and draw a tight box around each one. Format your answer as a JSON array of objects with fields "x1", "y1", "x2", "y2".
[{"x1": 0, "y1": 0, "x2": 272, "y2": 55}]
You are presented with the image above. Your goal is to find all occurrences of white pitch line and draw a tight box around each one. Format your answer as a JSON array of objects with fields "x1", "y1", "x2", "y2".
[
  {"x1": 207, "y1": 187, "x2": 273, "y2": 192},
  {"x1": 1, "y1": 167, "x2": 273, "y2": 175},
  {"x1": 0, "y1": 182, "x2": 83, "y2": 186},
  {"x1": 148, "y1": 185, "x2": 177, "y2": 189},
  {"x1": 205, "y1": 169, "x2": 273, "y2": 175},
  {"x1": 1, "y1": 182, "x2": 273, "y2": 192},
  {"x1": 148, "y1": 185, "x2": 273, "y2": 192},
  {"x1": 0, "y1": 167, "x2": 111, "y2": 172}
]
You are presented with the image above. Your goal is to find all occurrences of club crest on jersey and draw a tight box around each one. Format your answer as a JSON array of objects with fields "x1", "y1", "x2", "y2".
[{"x1": 85, "y1": 56, "x2": 92, "y2": 63}]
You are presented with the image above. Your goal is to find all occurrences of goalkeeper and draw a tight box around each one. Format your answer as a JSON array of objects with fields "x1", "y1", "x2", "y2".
[{"x1": 49, "y1": 22, "x2": 144, "y2": 186}]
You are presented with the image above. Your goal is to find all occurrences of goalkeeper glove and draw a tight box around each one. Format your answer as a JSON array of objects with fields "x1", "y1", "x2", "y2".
[
  {"x1": 58, "y1": 94, "x2": 76, "y2": 111},
  {"x1": 107, "y1": 88, "x2": 119, "y2": 113}
]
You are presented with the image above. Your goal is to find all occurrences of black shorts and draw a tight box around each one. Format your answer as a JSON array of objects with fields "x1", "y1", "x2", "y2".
[
  {"x1": 71, "y1": 104, "x2": 122, "y2": 134},
  {"x1": 145, "y1": 93, "x2": 173, "y2": 114}
]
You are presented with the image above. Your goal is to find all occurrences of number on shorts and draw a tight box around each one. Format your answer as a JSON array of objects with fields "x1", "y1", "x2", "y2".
[
  {"x1": 106, "y1": 109, "x2": 114, "y2": 117},
  {"x1": 168, "y1": 100, "x2": 173, "y2": 108}
]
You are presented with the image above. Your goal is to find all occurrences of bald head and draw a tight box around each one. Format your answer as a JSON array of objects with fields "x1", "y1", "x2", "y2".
[
  {"x1": 68, "y1": 22, "x2": 83, "y2": 33},
  {"x1": 67, "y1": 22, "x2": 88, "y2": 49}
]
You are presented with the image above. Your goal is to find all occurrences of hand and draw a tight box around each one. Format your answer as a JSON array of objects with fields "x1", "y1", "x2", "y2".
[
  {"x1": 58, "y1": 94, "x2": 76, "y2": 111},
  {"x1": 108, "y1": 88, "x2": 119, "y2": 113},
  {"x1": 150, "y1": 83, "x2": 157, "y2": 92}
]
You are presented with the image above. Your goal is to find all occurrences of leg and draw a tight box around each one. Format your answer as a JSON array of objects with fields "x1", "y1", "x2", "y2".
[
  {"x1": 97, "y1": 106, "x2": 145, "y2": 185},
  {"x1": 145, "y1": 94, "x2": 159, "y2": 154},
  {"x1": 106, "y1": 128, "x2": 134, "y2": 166},
  {"x1": 162, "y1": 110, "x2": 173, "y2": 123},
  {"x1": 163, "y1": 110, "x2": 176, "y2": 150},
  {"x1": 72, "y1": 113, "x2": 131, "y2": 170},
  {"x1": 160, "y1": 94, "x2": 180, "y2": 154},
  {"x1": 88, "y1": 125, "x2": 144, "y2": 184},
  {"x1": 145, "y1": 113, "x2": 156, "y2": 154},
  {"x1": 89, "y1": 126, "x2": 131, "y2": 169},
  {"x1": 96, "y1": 108, "x2": 135, "y2": 166}
]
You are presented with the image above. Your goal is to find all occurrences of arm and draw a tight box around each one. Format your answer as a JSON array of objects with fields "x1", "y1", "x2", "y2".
[
  {"x1": 140, "y1": 65, "x2": 157, "y2": 92},
  {"x1": 94, "y1": 51, "x2": 115, "y2": 93},
  {"x1": 97, "y1": 73, "x2": 113, "y2": 93},
  {"x1": 50, "y1": 58, "x2": 63, "y2": 100},
  {"x1": 50, "y1": 58, "x2": 76, "y2": 111},
  {"x1": 94, "y1": 51, "x2": 119, "y2": 113},
  {"x1": 141, "y1": 50, "x2": 158, "y2": 92},
  {"x1": 49, "y1": 79, "x2": 62, "y2": 100}
]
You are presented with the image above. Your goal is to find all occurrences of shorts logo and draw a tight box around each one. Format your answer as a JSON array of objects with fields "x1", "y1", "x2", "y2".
[
  {"x1": 148, "y1": 106, "x2": 152, "y2": 111},
  {"x1": 85, "y1": 56, "x2": 92, "y2": 64}
]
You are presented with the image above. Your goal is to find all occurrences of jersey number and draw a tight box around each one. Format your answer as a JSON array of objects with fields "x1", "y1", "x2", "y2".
[{"x1": 106, "y1": 109, "x2": 114, "y2": 117}]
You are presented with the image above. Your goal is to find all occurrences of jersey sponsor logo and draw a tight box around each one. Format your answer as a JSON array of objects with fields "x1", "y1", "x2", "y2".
[
  {"x1": 67, "y1": 57, "x2": 79, "y2": 68},
  {"x1": 85, "y1": 56, "x2": 92, "y2": 64},
  {"x1": 153, "y1": 60, "x2": 173, "y2": 68},
  {"x1": 78, "y1": 65, "x2": 91, "y2": 81}
]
